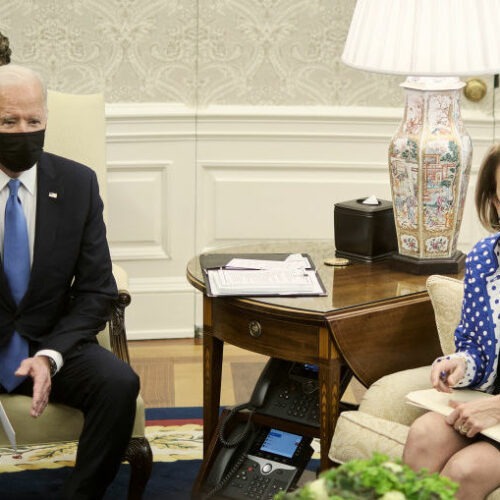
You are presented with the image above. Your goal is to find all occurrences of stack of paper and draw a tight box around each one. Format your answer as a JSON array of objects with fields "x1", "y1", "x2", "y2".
[
  {"x1": 203, "y1": 253, "x2": 326, "y2": 297},
  {"x1": 406, "y1": 388, "x2": 500, "y2": 442}
]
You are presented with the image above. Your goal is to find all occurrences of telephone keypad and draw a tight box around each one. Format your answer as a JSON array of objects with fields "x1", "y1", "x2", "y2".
[
  {"x1": 260, "y1": 379, "x2": 319, "y2": 427},
  {"x1": 224, "y1": 456, "x2": 298, "y2": 499}
]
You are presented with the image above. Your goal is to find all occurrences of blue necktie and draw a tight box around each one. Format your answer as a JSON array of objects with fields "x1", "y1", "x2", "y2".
[{"x1": 0, "y1": 179, "x2": 29, "y2": 391}]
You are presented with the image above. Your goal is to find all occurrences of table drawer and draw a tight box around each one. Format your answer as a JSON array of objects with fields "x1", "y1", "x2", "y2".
[{"x1": 211, "y1": 300, "x2": 320, "y2": 362}]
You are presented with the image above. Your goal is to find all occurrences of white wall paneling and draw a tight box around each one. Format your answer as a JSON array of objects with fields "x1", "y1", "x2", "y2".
[
  {"x1": 105, "y1": 104, "x2": 494, "y2": 339},
  {"x1": 107, "y1": 161, "x2": 171, "y2": 260},
  {"x1": 106, "y1": 103, "x2": 197, "y2": 340}
]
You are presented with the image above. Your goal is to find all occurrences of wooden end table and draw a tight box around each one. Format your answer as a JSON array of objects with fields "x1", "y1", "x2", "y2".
[{"x1": 187, "y1": 240, "x2": 458, "y2": 492}]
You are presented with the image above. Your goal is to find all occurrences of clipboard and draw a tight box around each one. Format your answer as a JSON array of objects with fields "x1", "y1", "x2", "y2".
[{"x1": 199, "y1": 253, "x2": 327, "y2": 297}]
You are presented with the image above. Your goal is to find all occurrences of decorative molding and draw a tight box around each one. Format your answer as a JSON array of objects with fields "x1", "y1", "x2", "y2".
[
  {"x1": 103, "y1": 102, "x2": 495, "y2": 339},
  {"x1": 107, "y1": 160, "x2": 171, "y2": 261}
]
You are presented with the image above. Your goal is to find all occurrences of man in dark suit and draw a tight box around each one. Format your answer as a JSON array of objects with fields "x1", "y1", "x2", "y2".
[{"x1": 0, "y1": 64, "x2": 140, "y2": 499}]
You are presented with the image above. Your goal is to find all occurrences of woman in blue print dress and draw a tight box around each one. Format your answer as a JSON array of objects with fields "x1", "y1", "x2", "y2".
[{"x1": 403, "y1": 144, "x2": 500, "y2": 500}]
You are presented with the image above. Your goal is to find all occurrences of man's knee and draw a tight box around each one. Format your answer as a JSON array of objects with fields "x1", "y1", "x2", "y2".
[{"x1": 102, "y1": 361, "x2": 140, "y2": 402}]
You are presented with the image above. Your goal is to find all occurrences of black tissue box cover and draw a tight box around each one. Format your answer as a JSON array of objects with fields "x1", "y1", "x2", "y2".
[{"x1": 334, "y1": 198, "x2": 398, "y2": 262}]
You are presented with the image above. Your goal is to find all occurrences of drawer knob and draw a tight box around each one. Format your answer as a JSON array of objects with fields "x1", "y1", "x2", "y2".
[{"x1": 248, "y1": 320, "x2": 262, "y2": 338}]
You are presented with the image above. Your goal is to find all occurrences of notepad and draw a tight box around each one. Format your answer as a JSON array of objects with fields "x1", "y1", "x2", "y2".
[
  {"x1": 200, "y1": 253, "x2": 327, "y2": 297},
  {"x1": 406, "y1": 388, "x2": 500, "y2": 442},
  {"x1": 207, "y1": 268, "x2": 323, "y2": 296}
]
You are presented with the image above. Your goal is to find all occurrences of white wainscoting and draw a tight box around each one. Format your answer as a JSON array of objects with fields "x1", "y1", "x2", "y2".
[{"x1": 105, "y1": 103, "x2": 494, "y2": 340}]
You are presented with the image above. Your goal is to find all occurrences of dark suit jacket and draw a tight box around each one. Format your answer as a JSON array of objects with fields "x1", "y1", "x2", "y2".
[{"x1": 0, "y1": 152, "x2": 118, "y2": 357}]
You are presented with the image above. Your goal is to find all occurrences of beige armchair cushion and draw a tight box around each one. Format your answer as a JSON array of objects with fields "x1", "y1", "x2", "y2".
[
  {"x1": 0, "y1": 393, "x2": 145, "y2": 445},
  {"x1": 426, "y1": 274, "x2": 463, "y2": 356},
  {"x1": 359, "y1": 366, "x2": 430, "y2": 425},
  {"x1": 329, "y1": 410, "x2": 409, "y2": 463}
]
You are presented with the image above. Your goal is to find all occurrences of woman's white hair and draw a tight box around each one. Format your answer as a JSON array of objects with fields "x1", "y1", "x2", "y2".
[{"x1": 0, "y1": 64, "x2": 47, "y2": 107}]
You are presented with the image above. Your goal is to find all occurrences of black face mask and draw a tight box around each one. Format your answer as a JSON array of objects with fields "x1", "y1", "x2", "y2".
[{"x1": 0, "y1": 129, "x2": 45, "y2": 173}]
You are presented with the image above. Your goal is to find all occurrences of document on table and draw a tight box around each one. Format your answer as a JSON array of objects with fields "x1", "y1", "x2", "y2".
[
  {"x1": 201, "y1": 253, "x2": 327, "y2": 297},
  {"x1": 406, "y1": 388, "x2": 500, "y2": 443},
  {"x1": 0, "y1": 401, "x2": 16, "y2": 450}
]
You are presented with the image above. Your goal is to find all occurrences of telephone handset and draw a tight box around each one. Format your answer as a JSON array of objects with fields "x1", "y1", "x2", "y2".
[
  {"x1": 249, "y1": 356, "x2": 286, "y2": 408},
  {"x1": 204, "y1": 422, "x2": 255, "y2": 495}
]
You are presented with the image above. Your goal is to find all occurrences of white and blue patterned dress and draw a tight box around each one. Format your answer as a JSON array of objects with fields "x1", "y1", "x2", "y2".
[{"x1": 444, "y1": 233, "x2": 500, "y2": 393}]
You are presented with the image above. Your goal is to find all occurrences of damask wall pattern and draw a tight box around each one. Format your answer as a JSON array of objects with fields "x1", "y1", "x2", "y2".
[{"x1": 0, "y1": 0, "x2": 492, "y2": 111}]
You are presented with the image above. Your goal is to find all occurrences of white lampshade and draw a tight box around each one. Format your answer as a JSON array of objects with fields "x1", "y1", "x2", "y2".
[{"x1": 342, "y1": 0, "x2": 500, "y2": 76}]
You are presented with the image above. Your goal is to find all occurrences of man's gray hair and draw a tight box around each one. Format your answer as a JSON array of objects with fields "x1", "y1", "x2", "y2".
[{"x1": 0, "y1": 64, "x2": 47, "y2": 106}]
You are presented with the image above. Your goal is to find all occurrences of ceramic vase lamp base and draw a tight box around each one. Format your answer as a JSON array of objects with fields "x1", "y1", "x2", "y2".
[{"x1": 388, "y1": 76, "x2": 471, "y2": 275}]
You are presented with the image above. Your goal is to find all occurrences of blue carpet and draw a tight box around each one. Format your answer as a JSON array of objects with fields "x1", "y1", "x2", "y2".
[
  {"x1": 146, "y1": 406, "x2": 203, "y2": 420},
  {"x1": 0, "y1": 459, "x2": 202, "y2": 499}
]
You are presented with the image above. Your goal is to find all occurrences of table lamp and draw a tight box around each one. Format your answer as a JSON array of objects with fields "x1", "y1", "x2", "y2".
[{"x1": 342, "y1": 0, "x2": 500, "y2": 274}]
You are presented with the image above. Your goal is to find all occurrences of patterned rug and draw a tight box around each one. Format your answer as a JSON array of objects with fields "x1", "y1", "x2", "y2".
[
  {"x1": 0, "y1": 407, "x2": 203, "y2": 471},
  {"x1": 0, "y1": 407, "x2": 204, "y2": 499}
]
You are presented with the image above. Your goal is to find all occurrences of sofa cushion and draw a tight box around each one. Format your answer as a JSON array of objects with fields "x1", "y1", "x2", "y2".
[
  {"x1": 0, "y1": 393, "x2": 146, "y2": 445},
  {"x1": 359, "y1": 366, "x2": 430, "y2": 426},
  {"x1": 426, "y1": 274, "x2": 463, "y2": 356},
  {"x1": 329, "y1": 410, "x2": 409, "y2": 464}
]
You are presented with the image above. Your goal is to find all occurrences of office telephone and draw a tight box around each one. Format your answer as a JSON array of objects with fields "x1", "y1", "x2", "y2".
[
  {"x1": 252, "y1": 357, "x2": 319, "y2": 427},
  {"x1": 204, "y1": 422, "x2": 313, "y2": 499},
  {"x1": 202, "y1": 358, "x2": 318, "y2": 499}
]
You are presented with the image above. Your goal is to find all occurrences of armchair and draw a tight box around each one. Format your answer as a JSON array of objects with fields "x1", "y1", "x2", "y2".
[
  {"x1": 329, "y1": 274, "x2": 500, "y2": 500},
  {"x1": 0, "y1": 91, "x2": 152, "y2": 499}
]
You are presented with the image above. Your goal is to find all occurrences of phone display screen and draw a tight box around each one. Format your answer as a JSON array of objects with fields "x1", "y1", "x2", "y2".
[
  {"x1": 260, "y1": 429, "x2": 302, "y2": 458},
  {"x1": 289, "y1": 362, "x2": 318, "y2": 380}
]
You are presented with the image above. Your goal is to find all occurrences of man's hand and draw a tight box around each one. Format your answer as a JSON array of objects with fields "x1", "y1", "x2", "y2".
[{"x1": 14, "y1": 356, "x2": 52, "y2": 418}]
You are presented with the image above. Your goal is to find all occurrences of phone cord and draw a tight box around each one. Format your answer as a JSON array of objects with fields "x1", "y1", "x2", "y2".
[
  {"x1": 204, "y1": 451, "x2": 247, "y2": 499},
  {"x1": 219, "y1": 402, "x2": 256, "y2": 447}
]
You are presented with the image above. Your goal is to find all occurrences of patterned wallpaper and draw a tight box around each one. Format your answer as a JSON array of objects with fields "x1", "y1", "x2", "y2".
[{"x1": 0, "y1": 0, "x2": 493, "y2": 112}]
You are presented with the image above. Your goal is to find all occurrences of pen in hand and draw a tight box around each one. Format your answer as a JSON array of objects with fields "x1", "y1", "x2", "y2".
[{"x1": 440, "y1": 370, "x2": 453, "y2": 389}]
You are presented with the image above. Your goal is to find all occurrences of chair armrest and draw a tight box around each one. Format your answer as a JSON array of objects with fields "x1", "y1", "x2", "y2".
[
  {"x1": 113, "y1": 263, "x2": 129, "y2": 291},
  {"x1": 107, "y1": 264, "x2": 131, "y2": 363},
  {"x1": 109, "y1": 288, "x2": 132, "y2": 364},
  {"x1": 359, "y1": 366, "x2": 431, "y2": 426}
]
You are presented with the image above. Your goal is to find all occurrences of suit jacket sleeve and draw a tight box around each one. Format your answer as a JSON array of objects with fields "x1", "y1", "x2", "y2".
[{"x1": 35, "y1": 166, "x2": 118, "y2": 356}]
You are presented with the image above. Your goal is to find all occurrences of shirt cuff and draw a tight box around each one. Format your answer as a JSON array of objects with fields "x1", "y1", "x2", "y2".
[
  {"x1": 35, "y1": 349, "x2": 63, "y2": 374},
  {"x1": 447, "y1": 352, "x2": 474, "y2": 388}
]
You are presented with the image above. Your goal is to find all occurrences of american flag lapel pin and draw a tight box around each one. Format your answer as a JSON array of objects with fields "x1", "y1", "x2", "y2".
[{"x1": 49, "y1": 192, "x2": 58, "y2": 199}]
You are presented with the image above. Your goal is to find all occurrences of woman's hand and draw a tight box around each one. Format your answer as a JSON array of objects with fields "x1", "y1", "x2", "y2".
[
  {"x1": 430, "y1": 356, "x2": 466, "y2": 393},
  {"x1": 446, "y1": 396, "x2": 500, "y2": 438}
]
